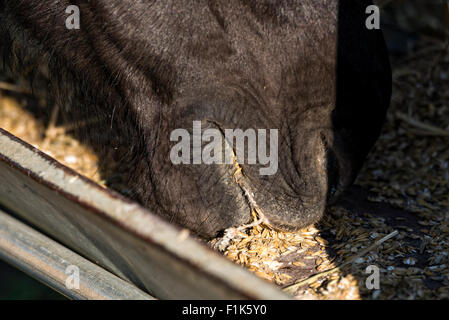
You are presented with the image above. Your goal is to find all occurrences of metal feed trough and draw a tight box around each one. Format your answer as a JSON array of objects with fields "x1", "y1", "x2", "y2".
[{"x1": 0, "y1": 128, "x2": 289, "y2": 299}]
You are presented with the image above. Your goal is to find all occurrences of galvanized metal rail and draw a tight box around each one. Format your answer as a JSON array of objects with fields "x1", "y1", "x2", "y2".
[
  {"x1": 0, "y1": 128, "x2": 289, "y2": 299},
  {"x1": 0, "y1": 209, "x2": 154, "y2": 300}
]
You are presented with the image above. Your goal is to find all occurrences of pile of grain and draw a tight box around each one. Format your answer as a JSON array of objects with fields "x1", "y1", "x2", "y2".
[
  {"x1": 0, "y1": 93, "x2": 102, "y2": 182},
  {"x1": 212, "y1": 38, "x2": 449, "y2": 300}
]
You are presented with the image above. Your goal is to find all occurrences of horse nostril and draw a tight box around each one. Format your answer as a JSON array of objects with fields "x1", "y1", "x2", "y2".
[{"x1": 326, "y1": 148, "x2": 340, "y2": 203}]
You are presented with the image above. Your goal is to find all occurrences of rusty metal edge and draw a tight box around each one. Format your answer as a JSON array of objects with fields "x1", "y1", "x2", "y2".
[{"x1": 0, "y1": 128, "x2": 289, "y2": 300}]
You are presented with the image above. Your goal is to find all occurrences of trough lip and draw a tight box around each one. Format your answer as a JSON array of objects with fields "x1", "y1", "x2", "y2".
[{"x1": 0, "y1": 127, "x2": 288, "y2": 299}]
